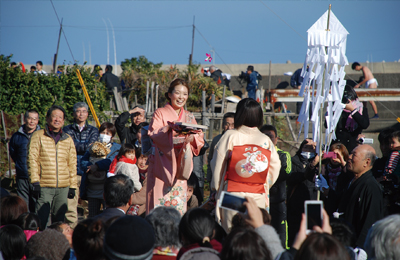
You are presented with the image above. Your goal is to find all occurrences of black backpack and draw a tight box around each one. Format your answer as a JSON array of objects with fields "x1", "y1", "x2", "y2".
[{"x1": 255, "y1": 71, "x2": 262, "y2": 81}]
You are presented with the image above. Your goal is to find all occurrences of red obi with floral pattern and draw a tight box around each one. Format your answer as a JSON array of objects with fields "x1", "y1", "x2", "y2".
[{"x1": 225, "y1": 145, "x2": 271, "y2": 193}]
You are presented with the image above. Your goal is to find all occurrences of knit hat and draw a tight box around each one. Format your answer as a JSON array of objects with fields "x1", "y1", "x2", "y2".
[
  {"x1": 104, "y1": 215, "x2": 155, "y2": 260},
  {"x1": 25, "y1": 229, "x2": 70, "y2": 260}
]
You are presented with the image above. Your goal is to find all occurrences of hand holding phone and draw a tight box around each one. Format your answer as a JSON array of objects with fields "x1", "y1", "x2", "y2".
[
  {"x1": 219, "y1": 191, "x2": 247, "y2": 213},
  {"x1": 323, "y1": 152, "x2": 337, "y2": 159},
  {"x1": 305, "y1": 200, "x2": 323, "y2": 234}
]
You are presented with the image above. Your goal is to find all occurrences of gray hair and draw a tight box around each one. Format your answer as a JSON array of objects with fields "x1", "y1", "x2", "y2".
[
  {"x1": 210, "y1": 65, "x2": 216, "y2": 72},
  {"x1": 145, "y1": 206, "x2": 181, "y2": 248},
  {"x1": 24, "y1": 109, "x2": 39, "y2": 120},
  {"x1": 364, "y1": 214, "x2": 400, "y2": 260},
  {"x1": 364, "y1": 149, "x2": 376, "y2": 167},
  {"x1": 73, "y1": 102, "x2": 88, "y2": 113}
]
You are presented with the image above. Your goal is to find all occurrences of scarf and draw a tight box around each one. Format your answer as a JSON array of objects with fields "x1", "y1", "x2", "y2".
[
  {"x1": 327, "y1": 164, "x2": 342, "y2": 191},
  {"x1": 108, "y1": 155, "x2": 137, "y2": 174},
  {"x1": 343, "y1": 99, "x2": 363, "y2": 132}
]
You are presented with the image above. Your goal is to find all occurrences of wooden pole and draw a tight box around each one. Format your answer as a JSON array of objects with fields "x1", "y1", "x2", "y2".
[
  {"x1": 155, "y1": 84, "x2": 159, "y2": 110},
  {"x1": 151, "y1": 82, "x2": 155, "y2": 113},
  {"x1": 145, "y1": 81, "x2": 149, "y2": 113},
  {"x1": 53, "y1": 18, "x2": 63, "y2": 74},
  {"x1": 189, "y1": 16, "x2": 195, "y2": 66},
  {"x1": 208, "y1": 94, "x2": 216, "y2": 141},
  {"x1": 266, "y1": 60, "x2": 272, "y2": 125}
]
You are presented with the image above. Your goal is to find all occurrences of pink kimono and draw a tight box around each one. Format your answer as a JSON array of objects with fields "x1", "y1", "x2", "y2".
[{"x1": 146, "y1": 104, "x2": 204, "y2": 215}]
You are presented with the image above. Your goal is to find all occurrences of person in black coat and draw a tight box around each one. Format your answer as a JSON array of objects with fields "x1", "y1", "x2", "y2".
[
  {"x1": 209, "y1": 65, "x2": 225, "y2": 85},
  {"x1": 115, "y1": 105, "x2": 146, "y2": 145},
  {"x1": 9, "y1": 109, "x2": 41, "y2": 212},
  {"x1": 93, "y1": 175, "x2": 134, "y2": 222},
  {"x1": 332, "y1": 85, "x2": 369, "y2": 153},
  {"x1": 100, "y1": 65, "x2": 120, "y2": 92},
  {"x1": 286, "y1": 139, "x2": 319, "y2": 247}
]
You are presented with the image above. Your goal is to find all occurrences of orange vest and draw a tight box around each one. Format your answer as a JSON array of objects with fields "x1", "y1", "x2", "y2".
[{"x1": 225, "y1": 145, "x2": 271, "y2": 193}]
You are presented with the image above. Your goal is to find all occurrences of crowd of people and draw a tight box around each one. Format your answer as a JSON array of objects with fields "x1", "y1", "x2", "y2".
[{"x1": 2, "y1": 72, "x2": 400, "y2": 260}]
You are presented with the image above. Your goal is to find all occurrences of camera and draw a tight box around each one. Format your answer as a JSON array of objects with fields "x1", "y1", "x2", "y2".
[{"x1": 238, "y1": 71, "x2": 248, "y2": 80}]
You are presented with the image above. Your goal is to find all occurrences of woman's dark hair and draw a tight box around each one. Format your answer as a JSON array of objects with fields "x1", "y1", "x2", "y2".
[
  {"x1": 342, "y1": 85, "x2": 358, "y2": 103},
  {"x1": 234, "y1": 98, "x2": 263, "y2": 129},
  {"x1": 165, "y1": 78, "x2": 189, "y2": 102},
  {"x1": 330, "y1": 219, "x2": 356, "y2": 248},
  {"x1": 294, "y1": 232, "x2": 350, "y2": 260},
  {"x1": 0, "y1": 224, "x2": 27, "y2": 260},
  {"x1": 48, "y1": 221, "x2": 66, "y2": 233},
  {"x1": 116, "y1": 143, "x2": 136, "y2": 161},
  {"x1": 220, "y1": 227, "x2": 272, "y2": 260},
  {"x1": 329, "y1": 143, "x2": 349, "y2": 163},
  {"x1": 99, "y1": 122, "x2": 116, "y2": 137},
  {"x1": 145, "y1": 206, "x2": 181, "y2": 248},
  {"x1": 187, "y1": 174, "x2": 198, "y2": 189},
  {"x1": 0, "y1": 195, "x2": 28, "y2": 225},
  {"x1": 72, "y1": 218, "x2": 106, "y2": 260},
  {"x1": 13, "y1": 212, "x2": 40, "y2": 231},
  {"x1": 179, "y1": 208, "x2": 215, "y2": 247}
]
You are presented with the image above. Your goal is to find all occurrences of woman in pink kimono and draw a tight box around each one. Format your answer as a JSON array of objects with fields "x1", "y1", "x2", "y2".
[
  {"x1": 210, "y1": 98, "x2": 281, "y2": 231},
  {"x1": 147, "y1": 78, "x2": 204, "y2": 215}
]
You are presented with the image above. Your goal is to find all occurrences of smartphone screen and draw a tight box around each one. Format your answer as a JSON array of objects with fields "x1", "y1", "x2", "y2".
[
  {"x1": 306, "y1": 203, "x2": 322, "y2": 230},
  {"x1": 220, "y1": 192, "x2": 247, "y2": 213}
]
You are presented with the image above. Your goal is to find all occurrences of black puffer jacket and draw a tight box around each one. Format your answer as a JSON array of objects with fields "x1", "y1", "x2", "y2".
[
  {"x1": 115, "y1": 111, "x2": 140, "y2": 145},
  {"x1": 210, "y1": 69, "x2": 225, "y2": 85}
]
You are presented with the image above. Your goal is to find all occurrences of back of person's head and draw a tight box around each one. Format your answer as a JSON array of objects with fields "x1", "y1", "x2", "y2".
[
  {"x1": 25, "y1": 229, "x2": 70, "y2": 260},
  {"x1": 234, "y1": 98, "x2": 263, "y2": 129},
  {"x1": 0, "y1": 224, "x2": 27, "y2": 260},
  {"x1": 106, "y1": 64, "x2": 113, "y2": 72},
  {"x1": 294, "y1": 233, "x2": 350, "y2": 260},
  {"x1": 330, "y1": 219, "x2": 356, "y2": 248},
  {"x1": 73, "y1": 218, "x2": 106, "y2": 260},
  {"x1": 13, "y1": 212, "x2": 40, "y2": 231},
  {"x1": 223, "y1": 112, "x2": 235, "y2": 122},
  {"x1": 116, "y1": 143, "x2": 136, "y2": 161},
  {"x1": 179, "y1": 208, "x2": 215, "y2": 247},
  {"x1": 247, "y1": 65, "x2": 254, "y2": 72},
  {"x1": 104, "y1": 175, "x2": 134, "y2": 208},
  {"x1": 220, "y1": 227, "x2": 272, "y2": 260},
  {"x1": 145, "y1": 206, "x2": 181, "y2": 248},
  {"x1": 378, "y1": 128, "x2": 395, "y2": 144},
  {"x1": 364, "y1": 214, "x2": 400, "y2": 260},
  {"x1": 104, "y1": 215, "x2": 155, "y2": 260},
  {"x1": 48, "y1": 221, "x2": 65, "y2": 233},
  {"x1": 0, "y1": 195, "x2": 28, "y2": 225},
  {"x1": 351, "y1": 62, "x2": 360, "y2": 70}
]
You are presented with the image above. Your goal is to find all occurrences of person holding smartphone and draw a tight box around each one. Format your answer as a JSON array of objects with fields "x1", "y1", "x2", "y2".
[
  {"x1": 210, "y1": 98, "x2": 280, "y2": 232},
  {"x1": 330, "y1": 85, "x2": 369, "y2": 154}
]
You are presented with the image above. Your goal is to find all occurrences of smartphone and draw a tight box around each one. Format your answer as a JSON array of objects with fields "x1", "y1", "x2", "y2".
[
  {"x1": 323, "y1": 152, "x2": 337, "y2": 159},
  {"x1": 219, "y1": 191, "x2": 247, "y2": 213},
  {"x1": 305, "y1": 200, "x2": 323, "y2": 233}
]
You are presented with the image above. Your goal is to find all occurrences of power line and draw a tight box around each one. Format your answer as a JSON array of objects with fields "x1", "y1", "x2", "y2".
[{"x1": 50, "y1": 0, "x2": 75, "y2": 61}]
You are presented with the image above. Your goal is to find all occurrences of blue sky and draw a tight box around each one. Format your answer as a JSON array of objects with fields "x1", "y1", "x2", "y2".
[{"x1": 1, "y1": 1, "x2": 399, "y2": 67}]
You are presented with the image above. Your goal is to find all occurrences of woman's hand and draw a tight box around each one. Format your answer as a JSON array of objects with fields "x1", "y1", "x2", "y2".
[
  {"x1": 345, "y1": 102, "x2": 355, "y2": 111},
  {"x1": 292, "y1": 208, "x2": 332, "y2": 250},
  {"x1": 242, "y1": 196, "x2": 264, "y2": 229}
]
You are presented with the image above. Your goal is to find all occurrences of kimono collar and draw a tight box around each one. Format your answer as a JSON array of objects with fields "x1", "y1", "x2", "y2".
[
  {"x1": 237, "y1": 125, "x2": 259, "y2": 134},
  {"x1": 167, "y1": 103, "x2": 184, "y2": 121}
]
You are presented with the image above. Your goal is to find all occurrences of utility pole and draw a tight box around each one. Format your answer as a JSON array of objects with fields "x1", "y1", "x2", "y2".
[
  {"x1": 53, "y1": 18, "x2": 63, "y2": 73},
  {"x1": 189, "y1": 16, "x2": 195, "y2": 66}
]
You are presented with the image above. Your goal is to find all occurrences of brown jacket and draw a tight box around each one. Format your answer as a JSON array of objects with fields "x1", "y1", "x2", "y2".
[{"x1": 28, "y1": 126, "x2": 77, "y2": 189}]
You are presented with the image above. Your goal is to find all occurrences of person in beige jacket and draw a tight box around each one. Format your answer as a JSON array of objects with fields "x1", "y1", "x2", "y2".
[
  {"x1": 210, "y1": 98, "x2": 281, "y2": 232},
  {"x1": 28, "y1": 105, "x2": 77, "y2": 230}
]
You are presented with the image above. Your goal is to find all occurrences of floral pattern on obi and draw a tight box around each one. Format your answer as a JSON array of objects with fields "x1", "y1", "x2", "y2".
[
  {"x1": 156, "y1": 185, "x2": 186, "y2": 213},
  {"x1": 237, "y1": 146, "x2": 269, "y2": 178}
]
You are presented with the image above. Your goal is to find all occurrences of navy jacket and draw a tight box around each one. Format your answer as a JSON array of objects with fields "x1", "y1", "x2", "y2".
[
  {"x1": 115, "y1": 112, "x2": 140, "y2": 145},
  {"x1": 101, "y1": 71, "x2": 121, "y2": 92},
  {"x1": 290, "y1": 68, "x2": 303, "y2": 88},
  {"x1": 246, "y1": 71, "x2": 258, "y2": 91},
  {"x1": 63, "y1": 122, "x2": 99, "y2": 175},
  {"x1": 9, "y1": 125, "x2": 40, "y2": 179}
]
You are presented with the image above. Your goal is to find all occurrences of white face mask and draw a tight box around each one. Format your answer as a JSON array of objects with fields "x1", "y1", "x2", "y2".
[
  {"x1": 301, "y1": 152, "x2": 315, "y2": 159},
  {"x1": 99, "y1": 134, "x2": 111, "y2": 143}
]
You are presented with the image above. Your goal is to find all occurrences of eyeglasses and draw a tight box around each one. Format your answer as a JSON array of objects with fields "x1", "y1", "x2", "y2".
[{"x1": 75, "y1": 110, "x2": 88, "y2": 114}]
